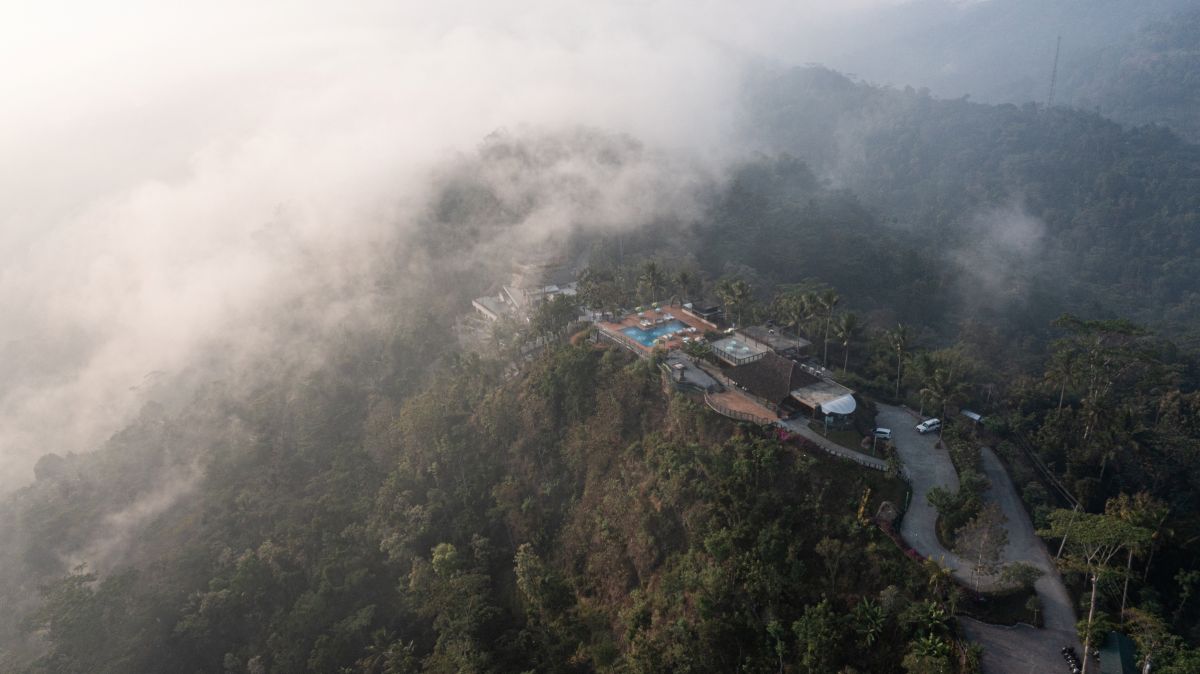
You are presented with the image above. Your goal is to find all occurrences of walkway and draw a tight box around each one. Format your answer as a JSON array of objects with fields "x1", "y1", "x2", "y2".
[
  {"x1": 778, "y1": 417, "x2": 887, "y2": 471},
  {"x1": 874, "y1": 404, "x2": 1080, "y2": 674}
]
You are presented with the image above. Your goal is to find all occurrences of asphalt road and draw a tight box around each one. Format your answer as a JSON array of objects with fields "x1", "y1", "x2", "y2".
[
  {"x1": 875, "y1": 404, "x2": 1081, "y2": 674},
  {"x1": 875, "y1": 405, "x2": 972, "y2": 577}
]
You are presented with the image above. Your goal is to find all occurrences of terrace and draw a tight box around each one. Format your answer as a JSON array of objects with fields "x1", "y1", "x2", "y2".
[
  {"x1": 596, "y1": 303, "x2": 714, "y2": 354},
  {"x1": 710, "y1": 334, "x2": 770, "y2": 366},
  {"x1": 739, "y1": 325, "x2": 811, "y2": 358}
]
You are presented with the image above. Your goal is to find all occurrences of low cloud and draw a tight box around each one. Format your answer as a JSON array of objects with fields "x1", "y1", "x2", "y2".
[
  {"x1": 951, "y1": 203, "x2": 1047, "y2": 305},
  {"x1": 0, "y1": 0, "x2": 920, "y2": 490}
]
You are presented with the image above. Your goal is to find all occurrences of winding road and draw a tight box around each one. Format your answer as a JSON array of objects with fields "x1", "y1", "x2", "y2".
[{"x1": 875, "y1": 404, "x2": 1082, "y2": 674}]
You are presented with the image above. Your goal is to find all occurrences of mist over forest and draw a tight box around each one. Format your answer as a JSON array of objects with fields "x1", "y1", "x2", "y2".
[{"x1": 3, "y1": 2, "x2": 1200, "y2": 673}]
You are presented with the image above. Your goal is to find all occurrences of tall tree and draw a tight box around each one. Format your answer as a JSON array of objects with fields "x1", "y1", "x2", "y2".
[
  {"x1": 1051, "y1": 315, "x2": 1149, "y2": 445},
  {"x1": 530, "y1": 294, "x2": 579, "y2": 341},
  {"x1": 638, "y1": 261, "x2": 667, "y2": 304},
  {"x1": 832, "y1": 312, "x2": 861, "y2": 373},
  {"x1": 919, "y1": 366, "x2": 967, "y2": 440},
  {"x1": 1045, "y1": 347, "x2": 1081, "y2": 412},
  {"x1": 887, "y1": 324, "x2": 909, "y2": 400},
  {"x1": 773, "y1": 285, "x2": 816, "y2": 336},
  {"x1": 792, "y1": 600, "x2": 840, "y2": 674},
  {"x1": 671, "y1": 269, "x2": 698, "y2": 306},
  {"x1": 715, "y1": 277, "x2": 755, "y2": 327},
  {"x1": 1106, "y1": 493, "x2": 1169, "y2": 622},
  {"x1": 953, "y1": 504, "x2": 1008, "y2": 584},
  {"x1": 1042, "y1": 509, "x2": 1152, "y2": 674},
  {"x1": 815, "y1": 288, "x2": 840, "y2": 367}
]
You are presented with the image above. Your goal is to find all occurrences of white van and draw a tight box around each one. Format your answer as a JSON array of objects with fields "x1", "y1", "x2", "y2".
[{"x1": 915, "y1": 418, "x2": 941, "y2": 434}]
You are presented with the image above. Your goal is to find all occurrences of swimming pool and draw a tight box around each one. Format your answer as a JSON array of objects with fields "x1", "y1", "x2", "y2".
[{"x1": 622, "y1": 320, "x2": 686, "y2": 347}]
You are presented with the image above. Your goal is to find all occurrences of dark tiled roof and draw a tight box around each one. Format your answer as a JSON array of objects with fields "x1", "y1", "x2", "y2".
[{"x1": 725, "y1": 352, "x2": 818, "y2": 404}]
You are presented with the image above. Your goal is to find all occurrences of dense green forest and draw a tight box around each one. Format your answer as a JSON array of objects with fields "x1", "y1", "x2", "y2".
[
  {"x1": 3, "y1": 331, "x2": 967, "y2": 673},
  {"x1": 4, "y1": 66, "x2": 1200, "y2": 672}
]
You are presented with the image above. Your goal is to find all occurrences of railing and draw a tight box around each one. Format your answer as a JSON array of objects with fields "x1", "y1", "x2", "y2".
[
  {"x1": 596, "y1": 327, "x2": 645, "y2": 355},
  {"x1": 692, "y1": 360, "x2": 777, "y2": 410},
  {"x1": 777, "y1": 427, "x2": 887, "y2": 473},
  {"x1": 703, "y1": 392, "x2": 774, "y2": 426}
]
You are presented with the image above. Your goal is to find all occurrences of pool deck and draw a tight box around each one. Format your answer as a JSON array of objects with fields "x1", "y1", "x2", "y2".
[{"x1": 597, "y1": 305, "x2": 716, "y2": 354}]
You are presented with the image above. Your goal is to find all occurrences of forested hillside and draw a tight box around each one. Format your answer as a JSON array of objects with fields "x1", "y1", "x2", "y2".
[
  {"x1": 825, "y1": 0, "x2": 1198, "y2": 139},
  {"x1": 744, "y1": 66, "x2": 1200, "y2": 341},
  {"x1": 1058, "y1": 9, "x2": 1200, "y2": 143},
  {"x1": 3, "y1": 331, "x2": 957, "y2": 673},
  {"x1": 4, "y1": 69, "x2": 1200, "y2": 672}
]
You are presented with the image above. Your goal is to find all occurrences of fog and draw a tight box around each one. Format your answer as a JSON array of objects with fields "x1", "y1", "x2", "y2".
[{"x1": 2, "y1": 1, "x2": 937, "y2": 491}]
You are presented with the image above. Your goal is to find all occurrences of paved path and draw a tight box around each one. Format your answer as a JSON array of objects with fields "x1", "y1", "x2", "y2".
[
  {"x1": 977, "y1": 446, "x2": 1077, "y2": 635},
  {"x1": 778, "y1": 417, "x2": 887, "y2": 471},
  {"x1": 875, "y1": 404, "x2": 1080, "y2": 674},
  {"x1": 959, "y1": 618, "x2": 1082, "y2": 674}
]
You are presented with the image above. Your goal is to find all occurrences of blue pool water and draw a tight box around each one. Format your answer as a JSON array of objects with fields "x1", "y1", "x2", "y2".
[{"x1": 622, "y1": 320, "x2": 686, "y2": 347}]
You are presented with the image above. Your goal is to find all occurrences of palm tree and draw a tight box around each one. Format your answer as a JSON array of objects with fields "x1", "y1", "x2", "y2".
[
  {"x1": 887, "y1": 324, "x2": 909, "y2": 400},
  {"x1": 924, "y1": 557, "x2": 953, "y2": 601},
  {"x1": 638, "y1": 261, "x2": 666, "y2": 304},
  {"x1": 800, "y1": 290, "x2": 821, "y2": 339},
  {"x1": 919, "y1": 367, "x2": 966, "y2": 440},
  {"x1": 917, "y1": 600, "x2": 949, "y2": 635},
  {"x1": 671, "y1": 269, "x2": 696, "y2": 306},
  {"x1": 815, "y1": 289, "x2": 840, "y2": 366},
  {"x1": 833, "y1": 312, "x2": 861, "y2": 373},
  {"x1": 772, "y1": 286, "x2": 812, "y2": 336},
  {"x1": 909, "y1": 352, "x2": 937, "y2": 416},
  {"x1": 1106, "y1": 492, "x2": 1169, "y2": 622},
  {"x1": 1045, "y1": 348, "x2": 1080, "y2": 411},
  {"x1": 852, "y1": 598, "x2": 886, "y2": 647},
  {"x1": 715, "y1": 278, "x2": 735, "y2": 324},
  {"x1": 716, "y1": 278, "x2": 754, "y2": 327}
]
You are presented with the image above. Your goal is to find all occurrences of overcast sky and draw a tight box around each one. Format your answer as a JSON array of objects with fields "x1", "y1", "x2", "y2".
[{"x1": 0, "y1": 1, "x2": 928, "y2": 488}]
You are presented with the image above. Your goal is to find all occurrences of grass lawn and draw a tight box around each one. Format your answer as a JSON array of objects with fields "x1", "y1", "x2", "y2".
[{"x1": 807, "y1": 420, "x2": 881, "y2": 457}]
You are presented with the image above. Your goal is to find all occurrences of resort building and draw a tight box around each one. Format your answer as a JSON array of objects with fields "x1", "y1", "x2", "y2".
[
  {"x1": 472, "y1": 295, "x2": 510, "y2": 322},
  {"x1": 473, "y1": 245, "x2": 579, "y2": 322},
  {"x1": 707, "y1": 325, "x2": 810, "y2": 366},
  {"x1": 681, "y1": 301, "x2": 722, "y2": 326},
  {"x1": 723, "y1": 351, "x2": 857, "y2": 419},
  {"x1": 593, "y1": 301, "x2": 855, "y2": 428},
  {"x1": 473, "y1": 282, "x2": 577, "y2": 322},
  {"x1": 711, "y1": 334, "x2": 770, "y2": 366},
  {"x1": 738, "y1": 325, "x2": 811, "y2": 360}
]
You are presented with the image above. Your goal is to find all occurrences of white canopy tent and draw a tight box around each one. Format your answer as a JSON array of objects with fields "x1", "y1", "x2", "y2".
[{"x1": 819, "y1": 394, "x2": 857, "y2": 416}]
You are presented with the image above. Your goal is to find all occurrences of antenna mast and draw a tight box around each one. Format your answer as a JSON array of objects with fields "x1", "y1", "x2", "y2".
[{"x1": 1046, "y1": 35, "x2": 1061, "y2": 108}]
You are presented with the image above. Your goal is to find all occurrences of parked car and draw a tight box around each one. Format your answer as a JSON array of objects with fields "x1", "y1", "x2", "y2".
[
  {"x1": 872, "y1": 427, "x2": 892, "y2": 440},
  {"x1": 915, "y1": 418, "x2": 941, "y2": 434}
]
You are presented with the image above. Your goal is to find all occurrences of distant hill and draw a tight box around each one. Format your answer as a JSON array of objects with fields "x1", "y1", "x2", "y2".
[
  {"x1": 741, "y1": 66, "x2": 1200, "y2": 338},
  {"x1": 1058, "y1": 9, "x2": 1200, "y2": 143},
  {"x1": 822, "y1": 0, "x2": 1199, "y2": 141}
]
